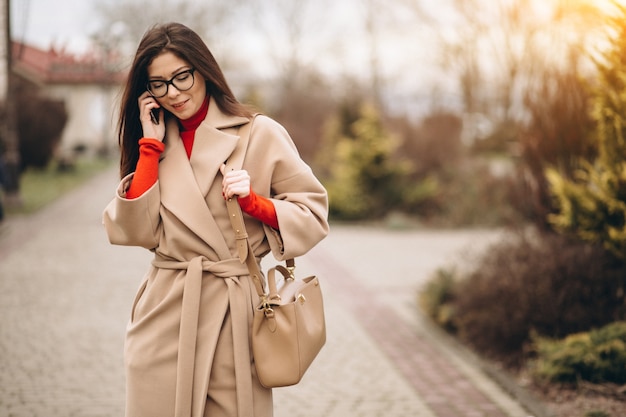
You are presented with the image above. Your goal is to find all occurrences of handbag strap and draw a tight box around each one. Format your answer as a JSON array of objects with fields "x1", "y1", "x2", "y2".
[{"x1": 224, "y1": 115, "x2": 295, "y2": 298}]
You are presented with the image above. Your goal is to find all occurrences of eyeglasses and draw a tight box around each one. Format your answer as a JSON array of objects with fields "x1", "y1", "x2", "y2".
[{"x1": 146, "y1": 68, "x2": 196, "y2": 98}]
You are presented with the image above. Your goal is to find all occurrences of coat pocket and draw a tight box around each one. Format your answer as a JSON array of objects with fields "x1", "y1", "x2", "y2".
[{"x1": 129, "y1": 279, "x2": 149, "y2": 323}]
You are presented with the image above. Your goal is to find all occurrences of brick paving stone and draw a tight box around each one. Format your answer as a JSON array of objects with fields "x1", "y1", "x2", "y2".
[
  {"x1": 0, "y1": 169, "x2": 146, "y2": 417},
  {"x1": 272, "y1": 281, "x2": 437, "y2": 417},
  {"x1": 297, "y1": 228, "x2": 538, "y2": 417}
]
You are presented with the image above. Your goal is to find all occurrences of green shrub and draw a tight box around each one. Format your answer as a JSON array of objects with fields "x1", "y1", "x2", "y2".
[
  {"x1": 419, "y1": 267, "x2": 458, "y2": 332},
  {"x1": 531, "y1": 321, "x2": 626, "y2": 384},
  {"x1": 547, "y1": 6, "x2": 626, "y2": 260},
  {"x1": 585, "y1": 412, "x2": 610, "y2": 417},
  {"x1": 322, "y1": 103, "x2": 418, "y2": 220}
]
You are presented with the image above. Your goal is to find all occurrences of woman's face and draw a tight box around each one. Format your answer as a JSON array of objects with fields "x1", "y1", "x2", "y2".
[{"x1": 146, "y1": 51, "x2": 207, "y2": 121}]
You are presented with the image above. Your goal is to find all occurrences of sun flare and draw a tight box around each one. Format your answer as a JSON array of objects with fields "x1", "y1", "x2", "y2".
[{"x1": 564, "y1": 0, "x2": 626, "y2": 11}]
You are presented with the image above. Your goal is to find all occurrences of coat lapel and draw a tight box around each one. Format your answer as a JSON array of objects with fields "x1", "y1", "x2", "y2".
[
  {"x1": 159, "y1": 98, "x2": 250, "y2": 258},
  {"x1": 189, "y1": 121, "x2": 234, "y2": 197}
]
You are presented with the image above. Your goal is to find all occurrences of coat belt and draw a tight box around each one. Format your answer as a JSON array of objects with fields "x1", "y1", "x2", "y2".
[{"x1": 152, "y1": 255, "x2": 259, "y2": 417}]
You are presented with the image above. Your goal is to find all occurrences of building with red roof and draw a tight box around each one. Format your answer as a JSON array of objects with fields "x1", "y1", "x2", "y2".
[{"x1": 12, "y1": 41, "x2": 127, "y2": 157}]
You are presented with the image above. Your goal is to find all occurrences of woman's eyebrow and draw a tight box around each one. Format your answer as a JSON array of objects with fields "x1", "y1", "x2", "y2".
[{"x1": 148, "y1": 66, "x2": 191, "y2": 80}]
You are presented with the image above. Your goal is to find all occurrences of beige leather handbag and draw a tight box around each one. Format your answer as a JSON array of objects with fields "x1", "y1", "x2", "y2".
[{"x1": 225, "y1": 117, "x2": 326, "y2": 388}]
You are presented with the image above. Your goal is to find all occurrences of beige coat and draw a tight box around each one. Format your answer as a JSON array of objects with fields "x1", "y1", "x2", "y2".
[{"x1": 103, "y1": 98, "x2": 329, "y2": 417}]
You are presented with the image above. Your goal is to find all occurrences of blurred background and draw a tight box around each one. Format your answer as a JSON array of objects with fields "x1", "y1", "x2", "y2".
[
  {"x1": 2, "y1": 0, "x2": 623, "y2": 226},
  {"x1": 2, "y1": 0, "x2": 626, "y2": 414}
]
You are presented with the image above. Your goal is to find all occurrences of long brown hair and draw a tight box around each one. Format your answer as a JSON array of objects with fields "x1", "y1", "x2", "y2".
[{"x1": 117, "y1": 22, "x2": 253, "y2": 178}]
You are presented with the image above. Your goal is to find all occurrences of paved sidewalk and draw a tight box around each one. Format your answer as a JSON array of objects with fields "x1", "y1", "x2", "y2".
[{"x1": 0, "y1": 167, "x2": 548, "y2": 417}]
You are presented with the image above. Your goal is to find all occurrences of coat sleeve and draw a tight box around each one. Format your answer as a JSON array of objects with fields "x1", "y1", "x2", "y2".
[
  {"x1": 248, "y1": 116, "x2": 329, "y2": 260},
  {"x1": 102, "y1": 173, "x2": 162, "y2": 249}
]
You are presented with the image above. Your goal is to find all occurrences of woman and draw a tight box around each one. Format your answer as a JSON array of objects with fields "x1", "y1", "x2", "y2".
[{"x1": 103, "y1": 22, "x2": 329, "y2": 417}]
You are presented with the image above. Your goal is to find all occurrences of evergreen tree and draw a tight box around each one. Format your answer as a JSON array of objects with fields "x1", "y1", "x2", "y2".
[
  {"x1": 322, "y1": 102, "x2": 413, "y2": 220},
  {"x1": 547, "y1": 5, "x2": 626, "y2": 260}
]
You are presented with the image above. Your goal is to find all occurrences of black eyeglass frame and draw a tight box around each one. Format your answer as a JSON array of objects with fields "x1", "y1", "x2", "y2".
[{"x1": 146, "y1": 68, "x2": 196, "y2": 98}]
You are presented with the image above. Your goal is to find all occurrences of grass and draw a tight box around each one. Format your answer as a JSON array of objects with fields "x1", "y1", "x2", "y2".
[{"x1": 5, "y1": 157, "x2": 114, "y2": 215}]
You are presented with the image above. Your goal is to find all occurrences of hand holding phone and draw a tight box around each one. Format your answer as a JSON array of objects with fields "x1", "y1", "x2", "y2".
[{"x1": 140, "y1": 91, "x2": 165, "y2": 141}]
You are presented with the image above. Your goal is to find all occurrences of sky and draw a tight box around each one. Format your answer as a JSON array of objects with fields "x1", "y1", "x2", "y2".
[
  {"x1": 9, "y1": 0, "x2": 453, "y2": 112},
  {"x1": 11, "y1": 0, "x2": 96, "y2": 53},
  {"x1": 10, "y1": 0, "x2": 626, "y2": 120},
  {"x1": 12, "y1": 0, "x2": 430, "y2": 82},
  {"x1": 12, "y1": 0, "x2": 625, "y2": 60}
]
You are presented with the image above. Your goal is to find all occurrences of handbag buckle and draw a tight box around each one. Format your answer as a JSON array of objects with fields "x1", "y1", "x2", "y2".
[
  {"x1": 264, "y1": 307, "x2": 275, "y2": 318},
  {"x1": 286, "y1": 266, "x2": 296, "y2": 280},
  {"x1": 260, "y1": 296, "x2": 275, "y2": 317}
]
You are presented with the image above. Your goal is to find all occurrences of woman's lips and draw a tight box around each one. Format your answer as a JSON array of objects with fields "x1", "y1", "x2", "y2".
[{"x1": 172, "y1": 99, "x2": 188, "y2": 110}]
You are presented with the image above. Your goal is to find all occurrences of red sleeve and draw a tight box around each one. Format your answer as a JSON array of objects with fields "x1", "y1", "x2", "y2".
[
  {"x1": 238, "y1": 189, "x2": 279, "y2": 229},
  {"x1": 125, "y1": 138, "x2": 165, "y2": 199}
]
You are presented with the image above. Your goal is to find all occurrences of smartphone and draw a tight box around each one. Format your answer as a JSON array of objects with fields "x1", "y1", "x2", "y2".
[
  {"x1": 148, "y1": 92, "x2": 160, "y2": 125},
  {"x1": 150, "y1": 108, "x2": 159, "y2": 125}
]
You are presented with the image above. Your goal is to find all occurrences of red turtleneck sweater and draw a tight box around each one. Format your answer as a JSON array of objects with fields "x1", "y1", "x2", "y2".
[{"x1": 125, "y1": 98, "x2": 279, "y2": 229}]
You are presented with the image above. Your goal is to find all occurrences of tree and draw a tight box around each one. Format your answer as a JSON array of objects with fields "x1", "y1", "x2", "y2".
[
  {"x1": 246, "y1": 0, "x2": 324, "y2": 90},
  {"x1": 91, "y1": 0, "x2": 246, "y2": 64},
  {"x1": 440, "y1": 0, "x2": 606, "y2": 131},
  {"x1": 547, "y1": 5, "x2": 626, "y2": 260},
  {"x1": 1, "y1": 0, "x2": 20, "y2": 206},
  {"x1": 322, "y1": 101, "x2": 413, "y2": 220},
  {"x1": 515, "y1": 65, "x2": 596, "y2": 228},
  {"x1": 435, "y1": 0, "x2": 610, "y2": 228}
]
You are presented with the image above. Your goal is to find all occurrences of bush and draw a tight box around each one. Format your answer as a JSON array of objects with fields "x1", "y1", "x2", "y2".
[
  {"x1": 395, "y1": 111, "x2": 464, "y2": 179},
  {"x1": 321, "y1": 102, "x2": 419, "y2": 220},
  {"x1": 444, "y1": 231, "x2": 626, "y2": 364},
  {"x1": 586, "y1": 412, "x2": 610, "y2": 417},
  {"x1": 546, "y1": 6, "x2": 626, "y2": 260},
  {"x1": 385, "y1": 111, "x2": 519, "y2": 226},
  {"x1": 516, "y1": 66, "x2": 596, "y2": 230},
  {"x1": 10, "y1": 78, "x2": 69, "y2": 171},
  {"x1": 419, "y1": 267, "x2": 458, "y2": 332},
  {"x1": 431, "y1": 161, "x2": 520, "y2": 226},
  {"x1": 531, "y1": 321, "x2": 626, "y2": 384},
  {"x1": 18, "y1": 97, "x2": 68, "y2": 170}
]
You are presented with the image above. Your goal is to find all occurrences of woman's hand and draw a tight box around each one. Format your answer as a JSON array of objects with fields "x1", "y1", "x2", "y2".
[
  {"x1": 139, "y1": 91, "x2": 165, "y2": 141},
  {"x1": 220, "y1": 164, "x2": 251, "y2": 199}
]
